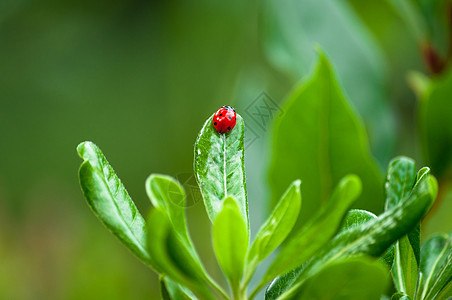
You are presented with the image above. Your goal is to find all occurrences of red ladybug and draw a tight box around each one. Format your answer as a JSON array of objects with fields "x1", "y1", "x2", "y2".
[{"x1": 213, "y1": 106, "x2": 237, "y2": 134}]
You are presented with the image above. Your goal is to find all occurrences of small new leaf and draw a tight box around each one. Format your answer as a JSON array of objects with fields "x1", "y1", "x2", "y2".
[
  {"x1": 160, "y1": 276, "x2": 197, "y2": 300},
  {"x1": 245, "y1": 180, "x2": 302, "y2": 283},
  {"x1": 147, "y1": 209, "x2": 215, "y2": 299},
  {"x1": 212, "y1": 197, "x2": 249, "y2": 290},
  {"x1": 146, "y1": 174, "x2": 191, "y2": 247}
]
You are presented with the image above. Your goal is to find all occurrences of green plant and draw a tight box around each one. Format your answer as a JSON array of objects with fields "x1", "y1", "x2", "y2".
[
  {"x1": 384, "y1": 158, "x2": 452, "y2": 300},
  {"x1": 76, "y1": 53, "x2": 444, "y2": 300}
]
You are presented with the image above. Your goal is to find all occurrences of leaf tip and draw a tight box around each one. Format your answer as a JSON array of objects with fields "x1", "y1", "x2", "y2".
[
  {"x1": 223, "y1": 196, "x2": 239, "y2": 210},
  {"x1": 342, "y1": 174, "x2": 362, "y2": 195},
  {"x1": 77, "y1": 141, "x2": 96, "y2": 160},
  {"x1": 390, "y1": 155, "x2": 415, "y2": 166},
  {"x1": 313, "y1": 46, "x2": 333, "y2": 72}
]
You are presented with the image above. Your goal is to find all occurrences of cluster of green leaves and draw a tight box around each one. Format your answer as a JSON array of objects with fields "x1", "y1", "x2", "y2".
[
  {"x1": 76, "y1": 52, "x2": 446, "y2": 300},
  {"x1": 264, "y1": 159, "x2": 437, "y2": 299},
  {"x1": 385, "y1": 158, "x2": 452, "y2": 300}
]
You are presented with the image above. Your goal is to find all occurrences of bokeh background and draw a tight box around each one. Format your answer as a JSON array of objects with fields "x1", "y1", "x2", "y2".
[{"x1": 1, "y1": 0, "x2": 451, "y2": 299}]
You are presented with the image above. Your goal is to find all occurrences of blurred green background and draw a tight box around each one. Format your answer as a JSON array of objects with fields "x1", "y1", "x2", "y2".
[{"x1": 1, "y1": 0, "x2": 451, "y2": 299}]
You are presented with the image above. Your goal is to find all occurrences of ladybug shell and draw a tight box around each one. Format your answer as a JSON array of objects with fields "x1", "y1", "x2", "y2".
[{"x1": 213, "y1": 106, "x2": 237, "y2": 134}]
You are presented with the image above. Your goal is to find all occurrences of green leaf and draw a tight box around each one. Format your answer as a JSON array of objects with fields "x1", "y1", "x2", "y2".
[
  {"x1": 339, "y1": 209, "x2": 377, "y2": 231},
  {"x1": 160, "y1": 276, "x2": 197, "y2": 300},
  {"x1": 194, "y1": 113, "x2": 248, "y2": 230},
  {"x1": 146, "y1": 174, "x2": 228, "y2": 300},
  {"x1": 76, "y1": 141, "x2": 153, "y2": 267},
  {"x1": 391, "y1": 293, "x2": 411, "y2": 300},
  {"x1": 145, "y1": 174, "x2": 192, "y2": 247},
  {"x1": 245, "y1": 180, "x2": 302, "y2": 284},
  {"x1": 419, "y1": 68, "x2": 452, "y2": 178},
  {"x1": 384, "y1": 157, "x2": 417, "y2": 211},
  {"x1": 212, "y1": 197, "x2": 249, "y2": 290},
  {"x1": 257, "y1": 175, "x2": 361, "y2": 294},
  {"x1": 434, "y1": 281, "x2": 452, "y2": 300},
  {"x1": 284, "y1": 257, "x2": 389, "y2": 300},
  {"x1": 419, "y1": 233, "x2": 452, "y2": 300},
  {"x1": 266, "y1": 171, "x2": 437, "y2": 299},
  {"x1": 262, "y1": 0, "x2": 394, "y2": 164},
  {"x1": 147, "y1": 209, "x2": 215, "y2": 300},
  {"x1": 268, "y1": 50, "x2": 383, "y2": 231},
  {"x1": 384, "y1": 157, "x2": 419, "y2": 298},
  {"x1": 393, "y1": 237, "x2": 419, "y2": 298},
  {"x1": 339, "y1": 209, "x2": 394, "y2": 269}
]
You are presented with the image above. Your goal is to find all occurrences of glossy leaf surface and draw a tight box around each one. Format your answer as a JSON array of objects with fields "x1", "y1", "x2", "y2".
[
  {"x1": 259, "y1": 175, "x2": 361, "y2": 292},
  {"x1": 268, "y1": 51, "x2": 383, "y2": 230},
  {"x1": 146, "y1": 174, "x2": 191, "y2": 246},
  {"x1": 384, "y1": 157, "x2": 418, "y2": 298},
  {"x1": 160, "y1": 276, "x2": 196, "y2": 300},
  {"x1": 339, "y1": 209, "x2": 376, "y2": 231},
  {"x1": 339, "y1": 209, "x2": 394, "y2": 269},
  {"x1": 212, "y1": 197, "x2": 248, "y2": 289},
  {"x1": 194, "y1": 113, "x2": 248, "y2": 229},
  {"x1": 266, "y1": 171, "x2": 437, "y2": 299},
  {"x1": 147, "y1": 209, "x2": 214, "y2": 299},
  {"x1": 77, "y1": 141, "x2": 153, "y2": 267},
  {"x1": 390, "y1": 293, "x2": 411, "y2": 300},
  {"x1": 245, "y1": 180, "x2": 301, "y2": 282},
  {"x1": 419, "y1": 233, "x2": 452, "y2": 300}
]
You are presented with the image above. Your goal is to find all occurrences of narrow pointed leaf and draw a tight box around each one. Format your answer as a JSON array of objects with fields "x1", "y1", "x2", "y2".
[
  {"x1": 268, "y1": 50, "x2": 383, "y2": 231},
  {"x1": 146, "y1": 174, "x2": 222, "y2": 299},
  {"x1": 194, "y1": 113, "x2": 248, "y2": 229},
  {"x1": 384, "y1": 157, "x2": 419, "y2": 298},
  {"x1": 289, "y1": 257, "x2": 389, "y2": 300},
  {"x1": 420, "y1": 233, "x2": 452, "y2": 300},
  {"x1": 77, "y1": 141, "x2": 153, "y2": 267},
  {"x1": 147, "y1": 209, "x2": 215, "y2": 300},
  {"x1": 245, "y1": 180, "x2": 302, "y2": 282},
  {"x1": 160, "y1": 276, "x2": 197, "y2": 300},
  {"x1": 266, "y1": 172, "x2": 437, "y2": 299},
  {"x1": 146, "y1": 174, "x2": 191, "y2": 246},
  {"x1": 433, "y1": 281, "x2": 452, "y2": 300},
  {"x1": 212, "y1": 197, "x2": 248, "y2": 289},
  {"x1": 393, "y1": 237, "x2": 419, "y2": 298},
  {"x1": 258, "y1": 175, "x2": 361, "y2": 292}
]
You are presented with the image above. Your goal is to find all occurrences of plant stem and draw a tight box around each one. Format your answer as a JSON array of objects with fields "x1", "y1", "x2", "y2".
[
  {"x1": 241, "y1": 258, "x2": 258, "y2": 289},
  {"x1": 232, "y1": 281, "x2": 247, "y2": 300},
  {"x1": 207, "y1": 275, "x2": 230, "y2": 300}
]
